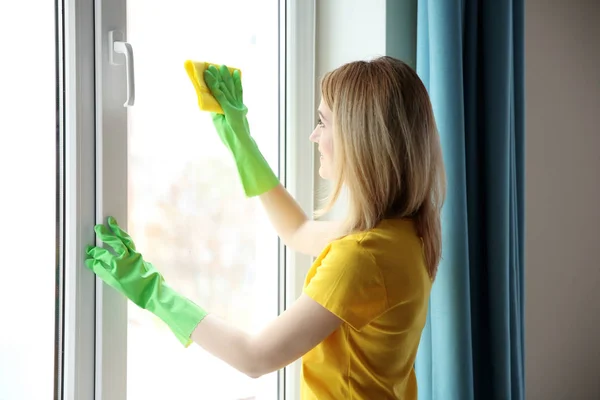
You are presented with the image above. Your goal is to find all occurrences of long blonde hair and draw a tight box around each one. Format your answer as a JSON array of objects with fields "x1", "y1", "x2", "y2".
[{"x1": 318, "y1": 56, "x2": 446, "y2": 279}]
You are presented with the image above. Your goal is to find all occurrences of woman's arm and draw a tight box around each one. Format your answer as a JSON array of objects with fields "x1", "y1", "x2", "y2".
[
  {"x1": 259, "y1": 184, "x2": 343, "y2": 257},
  {"x1": 190, "y1": 293, "x2": 342, "y2": 378},
  {"x1": 87, "y1": 217, "x2": 343, "y2": 377},
  {"x1": 195, "y1": 68, "x2": 342, "y2": 257}
]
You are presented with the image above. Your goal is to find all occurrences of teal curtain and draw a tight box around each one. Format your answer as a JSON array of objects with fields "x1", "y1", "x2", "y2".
[{"x1": 414, "y1": 1, "x2": 525, "y2": 399}]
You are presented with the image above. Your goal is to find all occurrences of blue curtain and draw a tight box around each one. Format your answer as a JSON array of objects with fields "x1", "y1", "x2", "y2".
[{"x1": 414, "y1": 1, "x2": 525, "y2": 399}]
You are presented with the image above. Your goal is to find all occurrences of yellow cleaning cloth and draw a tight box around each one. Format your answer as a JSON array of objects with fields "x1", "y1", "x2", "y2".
[{"x1": 184, "y1": 60, "x2": 241, "y2": 114}]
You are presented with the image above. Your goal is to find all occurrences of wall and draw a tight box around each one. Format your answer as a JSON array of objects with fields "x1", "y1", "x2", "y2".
[
  {"x1": 525, "y1": 1, "x2": 600, "y2": 399},
  {"x1": 315, "y1": 0, "x2": 387, "y2": 77}
]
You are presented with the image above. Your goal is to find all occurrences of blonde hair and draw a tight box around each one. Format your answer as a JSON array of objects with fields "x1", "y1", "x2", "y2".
[{"x1": 317, "y1": 56, "x2": 446, "y2": 279}]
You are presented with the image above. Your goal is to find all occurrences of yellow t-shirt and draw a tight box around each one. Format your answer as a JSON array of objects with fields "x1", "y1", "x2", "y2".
[{"x1": 301, "y1": 218, "x2": 432, "y2": 400}]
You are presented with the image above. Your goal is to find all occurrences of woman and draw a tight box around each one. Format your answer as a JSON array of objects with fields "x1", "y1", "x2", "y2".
[{"x1": 86, "y1": 56, "x2": 446, "y2": 399}]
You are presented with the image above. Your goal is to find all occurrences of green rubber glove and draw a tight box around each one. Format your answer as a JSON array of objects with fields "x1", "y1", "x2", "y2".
[
  {"x1": 203, "y1": 64, "x2": 279, "y2": 197},
  {"x1": 85, "y1": 216, "x2": 208, "y2": 347}
]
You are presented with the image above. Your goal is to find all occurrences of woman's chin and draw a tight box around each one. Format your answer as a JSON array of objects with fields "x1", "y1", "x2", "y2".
[{"x1": 318, "y1": 166, "x2": 331, "y2": 181}]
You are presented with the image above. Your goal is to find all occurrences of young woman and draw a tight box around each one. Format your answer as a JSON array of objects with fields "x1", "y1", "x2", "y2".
[{"x1": 86, "y1": 56, "x2": 446, "y2": 399}]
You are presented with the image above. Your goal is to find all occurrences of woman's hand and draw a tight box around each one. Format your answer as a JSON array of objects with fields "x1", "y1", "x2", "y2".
[
  {"x1": 204, "y1": 65, "x2": 249, "y2": 137},
  {"x1": 85, "y1": 216, "x2": 207, "y2": 346}
]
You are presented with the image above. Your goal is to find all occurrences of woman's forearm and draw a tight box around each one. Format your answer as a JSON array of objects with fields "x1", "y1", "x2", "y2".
[
  {"x1": 190, "y1": 314, "x2": 267, "y2": 379},
  {"x1": 189, "y1": 294, "x2": 343, "y2": 379},
  {"x1": 259, "y1": 184, "x2": 342, "y2": 257},
  {"x1": 259, "y1": 184, "x2": 308, "y2": 247}
]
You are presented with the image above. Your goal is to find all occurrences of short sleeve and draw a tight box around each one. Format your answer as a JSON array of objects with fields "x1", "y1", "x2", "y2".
[{"x1": 303, "y1": 239, "x2": 388, "y2": 331}]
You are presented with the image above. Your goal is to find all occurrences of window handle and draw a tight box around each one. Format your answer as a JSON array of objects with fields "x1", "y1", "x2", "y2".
[{"x1": 109, "y1": 30, "x2": 135, "y2": 107}]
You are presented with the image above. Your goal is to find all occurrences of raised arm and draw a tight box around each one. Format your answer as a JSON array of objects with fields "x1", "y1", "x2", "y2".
[{"x1": 187, "y1": 64, "x2": 342, "y2": 257}]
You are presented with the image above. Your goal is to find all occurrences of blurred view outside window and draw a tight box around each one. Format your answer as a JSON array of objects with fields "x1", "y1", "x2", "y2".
[
  {"x1": 0, "y1": 2, "x2": 57, "y2": 399},
  {"x1": 126, "y1": 0, "x2": 280, "y2": 398}
]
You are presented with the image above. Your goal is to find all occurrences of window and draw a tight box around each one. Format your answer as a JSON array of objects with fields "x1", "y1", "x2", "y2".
[
  {"x1": 123, "y1": 0, "x2": 280, "y2": 398},
  {"x1": 95, "y1": 0, "x2": 315, "y2": 399},
  {"x1": 0, "y1": 0, "x2": 315, "y2": 399}
]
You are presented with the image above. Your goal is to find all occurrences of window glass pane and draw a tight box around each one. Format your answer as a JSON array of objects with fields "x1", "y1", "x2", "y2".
[
  {"x1": 0, "y1": 2, "x2": 57, "y2": 400},
  {"x1": 126, "y1": 1, "x2": 280, "y2": 399}
]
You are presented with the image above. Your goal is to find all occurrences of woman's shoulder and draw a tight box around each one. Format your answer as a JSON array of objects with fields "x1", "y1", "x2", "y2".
[
  {"x1": 331, "y1": 218, "x2": 427, "y2": 277},
  {"x1": 335, "y1": 218, "x2": 421, "y2": 251},
  {"x1": 316, "y1": 218, "x2": 430, "y2": 310}
]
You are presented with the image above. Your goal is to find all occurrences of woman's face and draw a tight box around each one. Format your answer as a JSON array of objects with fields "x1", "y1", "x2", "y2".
[{"x1": 309, "y1": 101, "x2": 334, "y2": 180}]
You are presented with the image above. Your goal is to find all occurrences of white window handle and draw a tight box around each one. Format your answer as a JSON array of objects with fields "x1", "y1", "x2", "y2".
[{"x1": 109, "y1": 30, "x2": 135, "y2": 107}]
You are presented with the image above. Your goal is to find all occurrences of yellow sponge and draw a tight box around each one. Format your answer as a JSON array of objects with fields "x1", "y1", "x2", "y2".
[{"x1": 184, "y1": 60, "x2": 241, "y2": 114}]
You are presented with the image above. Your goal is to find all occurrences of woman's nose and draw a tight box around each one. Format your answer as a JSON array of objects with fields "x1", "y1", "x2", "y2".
[{"x1": 309, "y1": 127, "x2": 320, "y2": 143}]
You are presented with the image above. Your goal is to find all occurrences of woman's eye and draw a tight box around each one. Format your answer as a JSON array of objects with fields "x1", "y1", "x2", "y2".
[{"x1": 317, "y1": 118, "x2": 324, "y2": 127}]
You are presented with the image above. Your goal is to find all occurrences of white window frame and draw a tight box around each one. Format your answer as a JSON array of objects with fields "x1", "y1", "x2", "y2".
[
  {"x1": 281, "y1": 1, "x2": 316, "y2": 399},
  {"x1": 60, "y1": 0, "x2": 317, "y2": 399},
  {"x1": 93, "y1": 0, "x2": 129, "y2": 398},
  {"x1": 61, "y1": 0, "x2": 97, "y2": 398}
]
